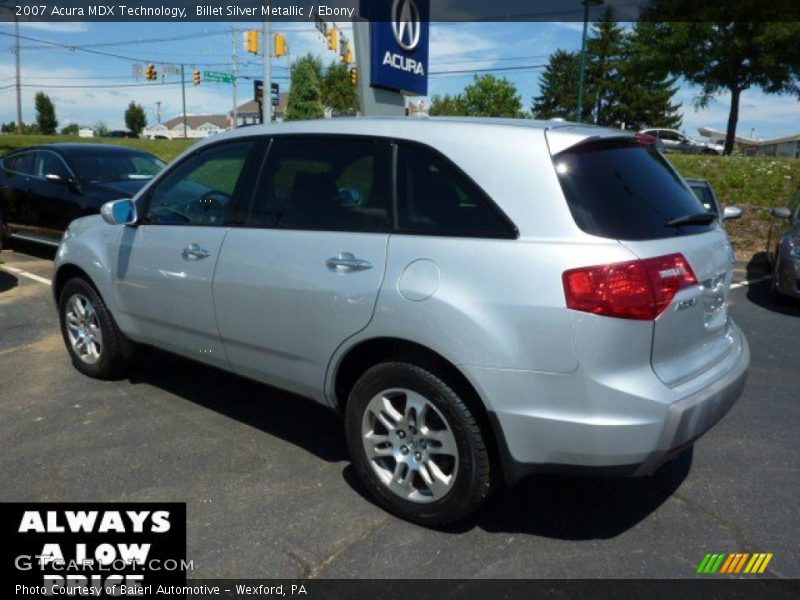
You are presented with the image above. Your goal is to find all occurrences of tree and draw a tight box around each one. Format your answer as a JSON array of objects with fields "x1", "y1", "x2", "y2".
[
  {"x1": 429, "y1": 93, "x2": 466, "y2": 116},
  {"x1": 61, "y1": 123, "x2": 79, "y2": 136},
  {"x1": 35, "y1": 92, "x2": 58, "y2": 135},
  {"x1": 285, "y1": 55, "x2": 325, "y2": 121},
  {"x1": 461, "y1": 75, "x2": 523, "y2": 117},
  {"x1": 428, "y1": 75, "x2": 522, "y2": 118},
  {"x1": 1, "y1": 121, "x2": 17, "y2": 134},
  {"x1": 321, "y1": 61, "x2": 359, "y2": 115},
  {"x1": 531, "y1": 50, "x2": 586, "y2": 120},
  {"x1": 637, "y1": 2, "x2": 800, "y2": 154},
  {"x1": 124, "y1": 102, "x2": 147, "y2": 136},
  {"x1": 94, "y1": 121, "x2": 109, "y2": 137},
  {"x1": 532, "y1": 8, "x2": 681, "y2": 129}
]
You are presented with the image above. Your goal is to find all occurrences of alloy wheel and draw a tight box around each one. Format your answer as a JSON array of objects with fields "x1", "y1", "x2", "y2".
[
  {"x1": 361, "y1": 388, "x2": 459, "y2": 503},
  {"x1": 65, "y1": 293, "x2": 103, "y2": 365}
]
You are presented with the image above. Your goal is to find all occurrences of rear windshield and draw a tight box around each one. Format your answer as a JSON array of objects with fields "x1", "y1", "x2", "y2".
[{"x1": 553, "y1": 138, "x2": 714, "y2": 240}]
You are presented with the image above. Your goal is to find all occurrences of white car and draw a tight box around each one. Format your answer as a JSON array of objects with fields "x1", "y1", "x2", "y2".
[{"x1": 640, "y1": 128, "x2": 723, "y2": 155}]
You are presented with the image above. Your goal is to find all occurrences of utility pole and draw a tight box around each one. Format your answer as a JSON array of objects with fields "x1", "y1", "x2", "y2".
[
  {"x1": 232, "y1": 26, "x2": 238, "y2": 127},
  {"x1": 14, "y1": 15, "x2": 22, "y2": 133},
  {"x1": 180, "y1": 64, "x2": 188, "y2": 138},
  {"x1": 262, "y1": 19, "x2": 271, "y2": 123}
]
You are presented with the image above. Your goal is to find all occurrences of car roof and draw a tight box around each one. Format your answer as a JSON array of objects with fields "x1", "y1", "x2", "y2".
[
  {"x1": 195, "y1": 116, "x2": 634, "y2": 155},
  {"x1": 4, "y1": 143, "x2": 154, "y2": 156}
]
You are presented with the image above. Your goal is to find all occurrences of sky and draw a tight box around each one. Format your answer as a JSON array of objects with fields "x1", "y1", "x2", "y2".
[{"x1": 1, "y1": 20, "x2": 798, "y2": 139}]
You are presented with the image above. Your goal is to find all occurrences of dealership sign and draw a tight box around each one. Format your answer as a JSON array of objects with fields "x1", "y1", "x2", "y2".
[{"x1": 367, "y1": 0, "x2": 429, "y2": 96}]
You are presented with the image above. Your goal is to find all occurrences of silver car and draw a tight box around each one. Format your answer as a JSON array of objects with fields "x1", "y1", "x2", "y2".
[
  {"x1": 767, "y1": 190, "x2": 800, "y2": 300},
  {"x1": 640, "y1": 128, "x2": 723, "y2": 155},
  {"x1": 53, "y1": 118, "x2": 749, "y2": 525}
]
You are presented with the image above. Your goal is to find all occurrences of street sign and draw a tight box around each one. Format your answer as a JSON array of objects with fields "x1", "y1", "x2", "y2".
[{"x1": 203, "y1": 70, "x2": 236, "y2": 84}]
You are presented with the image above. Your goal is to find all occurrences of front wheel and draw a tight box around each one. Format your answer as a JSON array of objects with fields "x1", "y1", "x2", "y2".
[
  {"x1": 58, "y1": 278, "x2": 132, "y2": 379},
  {"x1": 345, "y1": 362, "x2": 493, "y2": 526}
]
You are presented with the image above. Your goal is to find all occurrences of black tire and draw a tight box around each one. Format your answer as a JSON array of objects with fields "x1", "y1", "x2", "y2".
[
  {"x1": 771, "y1": 248, "x2": 784, "y2": 300},
  {"x1": 345, "y1": 361, "x2": 493, "y2": 526},
  {"x1": 58, "y1": 277, "x2": 133, "y2": 379},
  {"x1": 0, "y1": 210, "x2": 9, "y2": 252}
]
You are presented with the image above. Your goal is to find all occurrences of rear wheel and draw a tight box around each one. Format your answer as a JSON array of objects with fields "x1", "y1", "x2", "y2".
[
  {"x1": 345, "y1": 361, "x2": 493, "y2": 526},
  {"x1": 58, "y1": 278, "x2": 132, "y2": 379}
]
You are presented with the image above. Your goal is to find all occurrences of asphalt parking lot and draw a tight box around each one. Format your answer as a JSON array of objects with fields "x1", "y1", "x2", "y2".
[{"x1": 1, "y1": 244, "x2": 798, "y2": 579}]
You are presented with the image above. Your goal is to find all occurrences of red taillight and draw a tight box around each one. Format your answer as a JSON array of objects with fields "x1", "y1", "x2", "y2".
[
  {"x1": 562, "y1": 253, "x2": 697, "y2": 320},
  {"x1": 634, "y1": 132, "x2": 658, "y2": 146}
]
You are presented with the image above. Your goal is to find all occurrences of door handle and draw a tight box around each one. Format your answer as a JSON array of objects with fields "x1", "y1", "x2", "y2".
[
  {"x1": 326, "y1": 252, "x2": 373, "y2": 273},
  {"x1": 181, "y1": 243, "x2": 211, "y2": 260}
]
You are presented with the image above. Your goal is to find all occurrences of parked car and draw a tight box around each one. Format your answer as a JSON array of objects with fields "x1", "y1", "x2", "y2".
[
  {"x1": 640, "y1": 128, "x2": 723, "y2": 155},
  {"x1": 52, "y1": 119, "x2": 749, "y2": 525},
  {"x1": 766, "y1": 190, "x2": 800, "y2": 300},
  {"x1": 0, "y1": 144, "x2": 165, "y2": 248},
  {"x1": 685, "y1": 178, "x2": 744, "y2": 223},
  {"x1": 106, "y1": 130, "x2": 136, "y2": 139}
]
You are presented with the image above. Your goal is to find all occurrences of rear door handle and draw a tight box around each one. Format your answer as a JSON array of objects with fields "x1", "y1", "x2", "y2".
[
  {"x1": 326, "y1": 252, "x2": 373, "y2": 273},
  {"x1": 181, "y1": 243, "x2": 211, "y2": 260}
]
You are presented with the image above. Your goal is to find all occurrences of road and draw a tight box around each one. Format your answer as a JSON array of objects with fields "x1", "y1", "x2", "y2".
[{"x1": 1, "y1": 245, "x2": 798, "y2": 579}]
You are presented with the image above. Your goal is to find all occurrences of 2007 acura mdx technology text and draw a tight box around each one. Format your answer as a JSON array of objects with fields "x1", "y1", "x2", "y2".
[{"x1": 53, "y1": 118, "x2": 749, "y2": 525}]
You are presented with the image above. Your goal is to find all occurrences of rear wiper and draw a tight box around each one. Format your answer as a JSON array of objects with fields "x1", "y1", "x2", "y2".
[{"x1": 665, "y1": 212, "x2": 717, "y2": 227}]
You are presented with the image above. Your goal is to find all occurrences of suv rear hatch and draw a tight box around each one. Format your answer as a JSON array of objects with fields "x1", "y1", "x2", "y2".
[{"x1": 549, "y1": 131, "x2": 736, "y2": 387}]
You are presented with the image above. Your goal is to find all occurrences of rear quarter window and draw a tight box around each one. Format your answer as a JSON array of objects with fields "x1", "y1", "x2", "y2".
[{"x1": 553, "y1": 138, "x2": 714, "y2": 240}]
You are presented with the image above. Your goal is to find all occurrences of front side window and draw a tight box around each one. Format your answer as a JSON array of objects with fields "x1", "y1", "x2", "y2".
[
  {"x1": 248, "y1": 136, "x2": 391, "y2": 232},
  {"x1": 146, "y1": 140, "x2": 255, "y2": 226},
  {"x1": 395, "y1": 142, "x2": 515, "y2": 238},
  {"x1": 34, "y1": 151, "x2": 70, "y2": 180}
]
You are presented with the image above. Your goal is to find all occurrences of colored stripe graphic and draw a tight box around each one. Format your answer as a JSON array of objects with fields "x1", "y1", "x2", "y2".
[{"x1": 700, "y1": 553, "x2": 774, "y2": 574}]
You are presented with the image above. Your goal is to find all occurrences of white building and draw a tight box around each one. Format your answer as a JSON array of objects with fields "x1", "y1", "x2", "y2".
[
  {"x1": 699, "y1": 127, "x2": 800, "y2": 158},
  {"x1": 143, "y1": 115, "x2": 230, "y2": 140}
]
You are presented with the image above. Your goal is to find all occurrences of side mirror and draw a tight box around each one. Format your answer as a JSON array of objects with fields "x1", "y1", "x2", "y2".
[
  {"x1": 100, "y1": 198, "x2": 137, "y2": 226},
  {"x1": 771, "y1": 207, "x2": 792, "y2": 219},
  {"x1": 722, "y1": 206, "x2": 743, "y2": 221}
]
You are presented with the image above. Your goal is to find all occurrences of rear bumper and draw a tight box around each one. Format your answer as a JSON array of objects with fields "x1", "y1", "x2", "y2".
[{"x1": 461, "y1": 323, "x2": 749, "y2": 485}]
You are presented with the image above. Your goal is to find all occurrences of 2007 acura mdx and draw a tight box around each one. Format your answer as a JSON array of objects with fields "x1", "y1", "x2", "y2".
[{"x1": 53, "y1": 118, "x2": 749, "y2": 525}]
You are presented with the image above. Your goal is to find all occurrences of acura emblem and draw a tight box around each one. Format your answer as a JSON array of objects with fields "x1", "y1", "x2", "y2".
[{"x1": 391, "y1": 0, "x2": 421, "y2": 51}]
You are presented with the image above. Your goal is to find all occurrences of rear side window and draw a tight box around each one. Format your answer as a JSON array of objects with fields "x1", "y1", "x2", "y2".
[
  {"x1": 554, "y1": 139, "x2": 713, "y2": 240},
  {"x1": 396, "y1": 142, "x2": 515, "y2": 238},
  {"x1": 3, "y1": 151, "x2": 35, "y2": 175},
  {"x1": 248, "y1": 136, "x2": 392, "y2": 233}
]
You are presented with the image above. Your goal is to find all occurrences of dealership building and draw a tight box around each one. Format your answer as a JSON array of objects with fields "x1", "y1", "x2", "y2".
[{"x1": 699, "y1": 127, "x2": 800, "y2": 158}]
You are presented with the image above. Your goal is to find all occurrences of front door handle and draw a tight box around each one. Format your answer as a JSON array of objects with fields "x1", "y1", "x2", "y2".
[
  {"x1": 326, "y1": 252, "x2": 373, "y2": 273},
  {"x1": 181, "y1": 243, "x2": 211, "y2": 260}
]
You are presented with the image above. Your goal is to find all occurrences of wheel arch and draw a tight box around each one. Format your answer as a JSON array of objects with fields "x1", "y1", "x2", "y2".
[
  {"x1": 331, "y1": 337, "x2": 502, "y2": 472},
  {"x1": 53, "y1": 263, "x2": 98, "y2": 303}
]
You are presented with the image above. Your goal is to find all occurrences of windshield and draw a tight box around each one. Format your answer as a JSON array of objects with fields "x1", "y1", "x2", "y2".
[
  {"x1": 553, "y1": 138, "x2": 714, "y2": 240},
  {"x1": 70, "y1": 152, "x2": 165, "y2": 184}
]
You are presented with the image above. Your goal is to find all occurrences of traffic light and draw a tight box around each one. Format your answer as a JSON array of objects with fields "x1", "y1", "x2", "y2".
[
  {"x1": 244, "y1": 30, "x2": 259, "y2": 55},
  {"x1": 350, "y1": 67, "x2": 358, "y2": 86},
  {"x1": 274, "y1": 33, "x2": 287, "y2": 57},
  {"x1": 327, "y1": 27, "x2": 339, "y2": 53},
  {"x1": 342, "y1": 41, "x2": 354, "y2": 65},
  {"x1": 145, "y1": 63, "x2": 157, "y2": 81},
  {"x1": 193, "y1": 68, "x2": 201, "y2": 86}
]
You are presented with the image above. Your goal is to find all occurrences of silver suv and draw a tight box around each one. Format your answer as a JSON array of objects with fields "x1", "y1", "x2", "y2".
[{"x1": 53, "y1": 118, "x2": 749, "y2": 525}]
